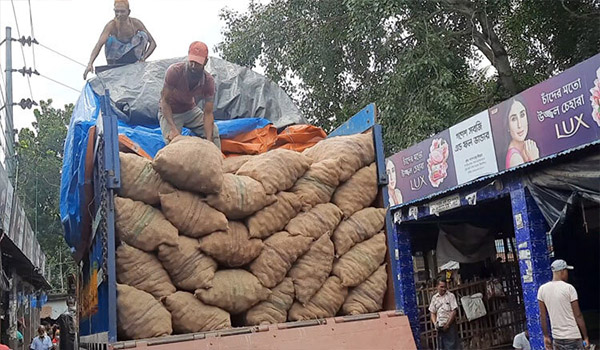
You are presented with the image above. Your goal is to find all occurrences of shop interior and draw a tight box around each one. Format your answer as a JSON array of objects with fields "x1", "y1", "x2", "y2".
[{"x1": 402, "y1": 196, "x2": 527, "y2": 350}]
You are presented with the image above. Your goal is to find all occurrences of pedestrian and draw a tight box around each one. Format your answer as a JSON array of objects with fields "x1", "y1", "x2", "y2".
[
  {"x1": 538, "y1": 259, "x2": 590, "y2": 350},
  {"x1": 158, "y1": 41, "x2": 220, "y2": 148},
  {"x1": 84, "y1": 0, "x2": 157, "y2": 79},
  {"x1": 429, "y1": 278, "x2": 462, "y2": 350},
  {"x1": 29, "y1": 325, "x2": 52, "y2": 350},
  {"x1": 513, "y1": 329, "x2": 530, "y2": 350}
]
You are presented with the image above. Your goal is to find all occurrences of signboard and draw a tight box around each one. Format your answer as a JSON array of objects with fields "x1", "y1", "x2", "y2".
[{"x1": 387, "y1": 53, "x2": 600, "y2": 205}]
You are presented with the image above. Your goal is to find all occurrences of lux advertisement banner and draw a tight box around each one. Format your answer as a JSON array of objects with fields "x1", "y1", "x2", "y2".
[{"x1": 386, "y1": 53, "x2": 600, "y2": 206}]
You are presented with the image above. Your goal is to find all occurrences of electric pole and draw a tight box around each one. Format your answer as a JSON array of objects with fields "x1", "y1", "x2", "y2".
[{"x1": 5, "y1": 26, "x2": 15, "y2": 180}]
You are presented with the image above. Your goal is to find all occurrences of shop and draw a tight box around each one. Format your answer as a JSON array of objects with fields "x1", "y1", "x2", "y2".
[{"x1": 386, "y1": 53, "x2": 600, "y2": 349}]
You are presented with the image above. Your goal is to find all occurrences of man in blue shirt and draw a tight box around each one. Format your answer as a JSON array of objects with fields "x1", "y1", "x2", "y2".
[{"x1": 30, "y1": 326, "x2": 52, "y2": 350}]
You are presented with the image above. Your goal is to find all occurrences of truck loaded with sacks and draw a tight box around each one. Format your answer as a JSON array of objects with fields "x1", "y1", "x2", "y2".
[{"x1": 62, "y1": 61, "x2": 416, "y2": 349}]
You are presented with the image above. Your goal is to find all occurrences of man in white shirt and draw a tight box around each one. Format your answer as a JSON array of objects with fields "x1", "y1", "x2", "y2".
[
  {"x1": 513, "y1": 330, "x2": 530, "y2": 350},
  {"x1": 538, "y1": 259, "x2": 590, "y2": 350},
  {"x1": 429, "y1": 279, "x2": 462, "y2": 350}
]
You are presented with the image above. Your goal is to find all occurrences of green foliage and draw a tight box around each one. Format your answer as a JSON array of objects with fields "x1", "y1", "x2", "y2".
[
  {"x1": 16, "y1": 100, "x2": 75, "y2": 293},
  {"x1": 218, "y1": 0, "x2": 599, "y2": 154}
]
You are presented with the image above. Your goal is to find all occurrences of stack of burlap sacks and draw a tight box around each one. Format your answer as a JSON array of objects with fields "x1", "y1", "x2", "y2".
[{"x1": 114, "y1": 133, "x2": 389, "y2": 340}]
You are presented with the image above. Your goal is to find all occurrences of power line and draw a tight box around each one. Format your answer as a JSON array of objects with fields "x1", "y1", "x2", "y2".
[
  {"x1": 27, "y1": 0, "x2": 36, "y2": 70},
  {"x1": 10, "y1": 0, "x2": 34, "y2": 100},
  {"x1": 37, "y1": 42, "x2": 87, "y2": 68},
  {"x1": 36, "y1": 73, "x2": 80, "y2": 93}
]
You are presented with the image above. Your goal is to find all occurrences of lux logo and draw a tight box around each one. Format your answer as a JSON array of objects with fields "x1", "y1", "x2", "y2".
[
  {"x1": 555, "y1": 113, "x2": 590, "y2": 139},
  {"x1": 410, "y1": 175, "x2": 427, "y2": 191}
]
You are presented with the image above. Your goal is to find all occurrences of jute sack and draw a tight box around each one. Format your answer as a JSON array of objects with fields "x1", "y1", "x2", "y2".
[
  {"x1": 236, "y1": 149, "x2": 312, "y2": 195},
  {"x1": 198, "y1": 222, "x2": 264, "y2": 268},
  {"x1": 115, "y1": 197, "x2": 178, "y2": 252},
  {"x1": 288, "y1": 276, "x2": 347, "y2": 321},
  {"x1": 342, "y1": 264, "x2": 387, "y2": 315},
  {"x1": 153, "y1": 135, "x2": 223, "y2": 194},
  {"x1": 332, "y1": 207, "x2": 387, "y2": 256},
  {"x1": 117, "y1": 284, "x2": 172, "y2": 339},
  {"x1": 285, "y1": 203, "x2": 343, "y2": 239},
  {"x1": 332, "y1": 233, "x2": 387, "y2": 287},
  {"x1": 116, "y1": 243, "x2": 175, "y2": 298},
  {"x1": 332, "y1": 163, "x2": 378, "y2": 218},
  {"x1": 162, "y1": 291, "x2": 231, "y2": 333},
  {"x1": 287, "y1": 234, "x2": 334, "y2": 304},
  {"x1": 158, "y1": 235, "x2": 217, "y2": 291},
  {"x1": 290, "y1": 158, "x2": 344, "y2": 210},
  {"x1": 195, "y1": 269, "x2": 271, "y2": 314},
  {"x1": 245, "y1": 277, "x2": 294, "y2": 326},
  {"x1": 249, "y1": 231, "x2": 313, "y2": 288},
  {"x1": 160, "y1": 190, "x2": 228, "y2": 238},
  {"x1": 119, "y1": 152, "x2": 169, "y2": 205},
  {"x1": 223, "y1": 155, "x2": 253, "y2": 174},
  {"x1": 303, "y1": 132, "x2": 374, "y2": 182},
  {"x1": 205, "y1": 174, "x2": 276, "y2": 220},
  {"x1": 246, "y1": 192, "x2": 302, "y2": 239}
]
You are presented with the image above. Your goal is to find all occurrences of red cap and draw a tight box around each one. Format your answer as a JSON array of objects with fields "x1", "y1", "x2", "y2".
[{"x1": 188, "y1": 41, "x2": 208, "y2": 65}]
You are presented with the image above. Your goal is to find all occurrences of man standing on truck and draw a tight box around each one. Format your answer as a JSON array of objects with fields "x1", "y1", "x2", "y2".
[
  {"x1": 538, "y1": 260, "x2": 590, "y2": 350},
  {"x1": 158, "y1": 41, "x2": 220, "y2": 148},
  {"x1": 430, "y1": 279, "x2": 462, "y2": 350},
  {"x1": 83, "y1": 0, "x2": 157, "y2": 79}
]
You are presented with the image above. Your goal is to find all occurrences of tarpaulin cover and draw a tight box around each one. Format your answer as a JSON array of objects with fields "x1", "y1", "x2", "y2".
[
  {"x1": 436, "y1": 223, "x2": 496, "y2": 268},
  {"x1": 89, "y1": 57, "x2": 305, "y2": 128},
  {"x1": 523, "y1": 149, "x2": 600, "y2": 235}
]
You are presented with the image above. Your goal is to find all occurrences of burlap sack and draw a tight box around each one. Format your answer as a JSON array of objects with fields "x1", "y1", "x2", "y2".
[
  {"x1": 288, "y1": 276, "x2": 347, "y2": 321},
  {"x1": 246, "y1": 192, "x2": 302, "y2": 239},
  {"x1": 223, "y1": 155, "x2": 253, "y2": 174},
  {"x1": 332, "y1": 207, "x2": 387, "y2": 256},
  {"x1": 290, "y1": 158, "x2": 344, "y2": 210},
  {"x1": 119, "y1": 152, "x2": 168, "y2": 205},
  {"x1": 237, "y1": 149, "x2": 312, "y2": 195},
  {"x1": 158, "y1": 235, "x2": 217, "y2": 291},
  {"x1": 160, "y1": 190, "x2": 228, "y2": 238},
  {"x1": 195, "y1": 270, "x2": 271, "y2": 314},
  {"x1": 342, "y1": 264, "x2": 387, "y2": 315},
  {"x1": 249, "y1": 231, "x2": 313, "y2": 288},
  {"x1": 288, "y1": 234, "x2": 334, "y2": 304},
  {"x1": 162, "y1": 291, "x2": 231, "y2": 333},
  {"x1": 332, "y1": 163, "x2": 378, "y2": 218},
  {"x1": 285, "y1": 203, "x2": 343, "y2": 239},
  {"x1": 303, "y1": 132, "x2": 374, "y2": 182},
  {"x1": 332, "y1": 233, "x2": 387, "y2": 287},
  {"x1": 116, "y1": 243, "x2": 175, "y2": 298},
  {"x1": 245, "y1": 277, "x2": 294, "y2": 325},
  {"x1": 153, "y1": 135, "x2": 223, "y2": 194},
  {"x1": 117, "y1": 284, "x2": 172, "y2": 339},
  {"x1": 198, "y1": 222, "x2": 264, "y2": 267},
  {"x1": 115, "y1": 197, "x2": 178, "y2": 252},
  {"x1": 205, "y1": 174, "x2": 276, "y2": 220}
]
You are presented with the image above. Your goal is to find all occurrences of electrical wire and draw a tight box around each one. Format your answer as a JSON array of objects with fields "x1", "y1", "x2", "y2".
[
  {"x1": 36, "y1": 73, "x2": 80, "y2": 93},
  {"x1": 27, "y1": 0, "x2": 36, "y2": 70},
  {"x1": 10, "y1": 0, "x2": 34, "y2": 100},
  {"x1": 37, "y1": 42, "x2": 87, "y2": 68}
]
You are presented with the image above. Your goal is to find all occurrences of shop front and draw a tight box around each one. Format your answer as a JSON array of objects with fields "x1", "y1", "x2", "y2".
[{"x1": 385, "y1": 53, "x2": 600, "y2": 349}]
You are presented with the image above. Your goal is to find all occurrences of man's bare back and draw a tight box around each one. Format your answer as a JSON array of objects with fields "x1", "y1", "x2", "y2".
[{"x1": 108, "y1": 17, "x2": 145, "y2": 43}]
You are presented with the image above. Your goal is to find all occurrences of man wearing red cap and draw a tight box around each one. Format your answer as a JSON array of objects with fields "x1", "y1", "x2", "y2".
[
  {"x1": 84, "y1": 0, "x2": 157, "y2": 79},
  {"x1": 159, "y1": 41, "x2": 220, "y2": 148}
]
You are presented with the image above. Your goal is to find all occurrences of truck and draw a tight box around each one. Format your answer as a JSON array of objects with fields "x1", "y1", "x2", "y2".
[{"x1": 61, "y1": 64, "x2": 417, "y2": 349}]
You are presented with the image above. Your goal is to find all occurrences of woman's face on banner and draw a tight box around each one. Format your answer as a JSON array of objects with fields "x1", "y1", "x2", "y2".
[
  {"x1": 386, "y1": 160, "x2": 396, "y2": 188},
  {"x1": 508, "y1": 100, "x2": 528, "y2": 142}
]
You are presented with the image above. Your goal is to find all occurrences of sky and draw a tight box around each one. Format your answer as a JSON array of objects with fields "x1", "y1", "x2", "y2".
[{"x1": 0, "y1": 0, "x2": 255, "y2": 158}]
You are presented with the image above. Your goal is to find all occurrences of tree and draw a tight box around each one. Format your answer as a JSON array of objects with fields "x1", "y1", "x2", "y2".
[
  {"x1": 16, "y1": 100, "x2": 75, "y2": 293},
  {"x1": 218, "y1": 0, "x2": 599, "y2": 153}
]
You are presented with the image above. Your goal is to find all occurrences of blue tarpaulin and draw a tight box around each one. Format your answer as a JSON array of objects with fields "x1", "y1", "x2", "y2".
[{"x1": 60, "y1": 83, "x2": 273, "y2": 252}]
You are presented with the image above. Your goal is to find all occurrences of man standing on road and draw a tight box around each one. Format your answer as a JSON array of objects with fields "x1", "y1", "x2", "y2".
[
  {"x1": 538, "y1": 259, "x2": 590, "y2": 350},
  {"x1": 29, "y1": 325, "x2": 52, "y2": 350},
  {"x1": 430, "y1": 279, "x2": 462, "y2": 350},
  {"x1": 159, "y1": 41, "x2": 220, "y2": 148}
]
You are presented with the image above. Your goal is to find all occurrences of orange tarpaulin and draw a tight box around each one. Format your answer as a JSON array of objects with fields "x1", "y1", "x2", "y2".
[
  {"x1": 275, "y1": 124, "x2": 327, "y2": 152},
  {"x1": 221, "y1": 124, "x2": 278, "y2": 156}
]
